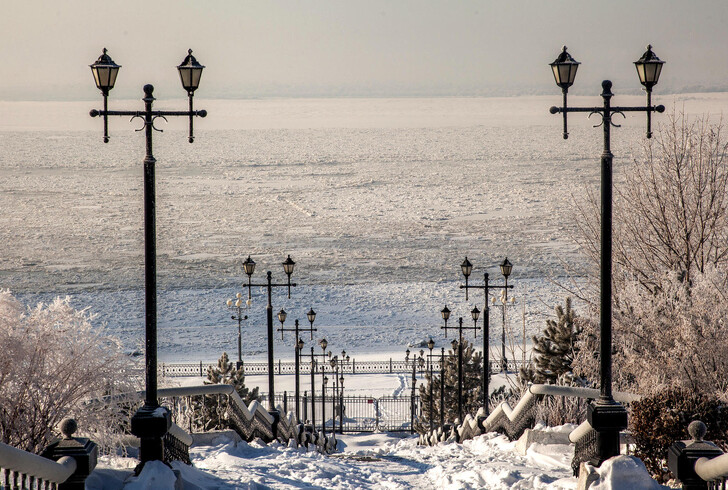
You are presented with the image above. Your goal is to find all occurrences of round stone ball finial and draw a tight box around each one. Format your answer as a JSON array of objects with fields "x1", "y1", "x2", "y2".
[
  {"x1": 60, "y1": 418, "x2": 78, "y2": 439},
  {"x1": 688, "y1": 420, "x2": 707, "y2": 441}
]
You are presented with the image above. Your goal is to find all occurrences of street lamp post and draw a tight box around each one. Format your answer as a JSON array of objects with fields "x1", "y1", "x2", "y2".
[
  {"x1": 299, "y1": 340, "x2": 328, "y2": 431},
  {"x1": 338, "y1": 374, "x2": 345, "y2": 434},
  {"x1": 89, "y1": 48, "x2": 206, "y2": 466},
  {"x1": 242, "y1": 255, "x2": 297, "y2": 410},
  {"x1": 548, "y1": 45, "x2": 665, "y2": 466},
  {"x1": 226, "y1": 293, "x2": 249, "y2": 369},
  {"x1": 440, "y1": 310, "x2": 478, "y2": 423},
  {"x1": 426, "y1": 346, "x2": 455, "y2": 427},
  {"x1": 278, "y1": 315, "x2": 316, "y2": 423},
  {"x1": 427, "y1": 338, "x2": 435, "y2": 432},
  {"x1": 459, "y1": 257, "x2": 514, "y2": 414}
]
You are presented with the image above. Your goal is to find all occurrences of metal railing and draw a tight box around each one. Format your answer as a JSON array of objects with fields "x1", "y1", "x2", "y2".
[{"x1": 160, "y1": 358, "x2": 527, "y2": 377}]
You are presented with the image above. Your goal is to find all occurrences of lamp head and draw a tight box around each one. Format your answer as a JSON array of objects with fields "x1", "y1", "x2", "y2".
[
  {"x1": 461, "y1": 257, "x2": 473, "y2": 278},
  {"x1": 177, "y1": 49, "x2": 205, "y2": 94},
  {"x1": 282, "y1": 255, "x2": 296, "y2": 276},
  {"x1": 500, "y1": 257, "x2": 513, "y2": 278},
  {"x1": 550, "y1": 46, "x2": 580, "y2": 91},
  {"x1": 441, "y1": 305, "x2": 451, "y2": 321},
  {"x1": 243, "y1": 256, "x2": 256, "y2": 277},
  {"x1": 635, "y1": 44, "x2": 665, "y2": 90},
  {"x1": 90, "y1": 48, "x2": 121, "y2": 95}
]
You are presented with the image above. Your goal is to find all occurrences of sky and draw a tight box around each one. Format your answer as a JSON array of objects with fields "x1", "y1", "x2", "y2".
[{"x1": 2, "y1": 0, "x2": 728, "y2": 100}]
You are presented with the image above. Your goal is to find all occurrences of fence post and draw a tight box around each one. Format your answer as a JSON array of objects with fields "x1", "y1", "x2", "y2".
[
  {"x1": 278, "y1": 359, "x2": 281, "y2": 374},
  {"x1": 283, "y1": 391, "x2": 288, "y2": 414},
  {"x1": 390, "y1": 358, "x2": 393, "y2": 374},
  {"x1": 353, "y1": 359, "x2": 356, "y2": 375},
  {"x1": 200, "y1": 361, "x2": 203, "y2": 377},
  {"x1": 303, "y1": 391, "x2": 308, "y2": 422}
]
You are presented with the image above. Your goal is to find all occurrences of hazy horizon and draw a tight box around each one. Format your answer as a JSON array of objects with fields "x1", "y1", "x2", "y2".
[{"x1": 3, "y1": 1, "x2": 728, "y2": 101}]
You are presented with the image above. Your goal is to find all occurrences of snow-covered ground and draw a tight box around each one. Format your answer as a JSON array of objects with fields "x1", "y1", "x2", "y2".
[{"x1": 90, "y1": 431, "x2": 578, "y2": 489}]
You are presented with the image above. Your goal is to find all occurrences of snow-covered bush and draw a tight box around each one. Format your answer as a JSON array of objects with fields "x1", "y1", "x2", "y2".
[
  {"x1": 631, "y1": 389, "x2": 728, "y2": 483},
  {"x1": 0, "y1": 290, "x2": 134, "y2": 453},
  {"x1": 574, "y1": 267, "x2": 728, "y2": 395}
]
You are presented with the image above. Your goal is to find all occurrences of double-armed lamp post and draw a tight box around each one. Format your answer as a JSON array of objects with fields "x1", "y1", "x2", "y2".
[
  {"x1": 459, "y1": 257, "x2": 513, "y2": 414},
  {"x1": 242, "y1": 255, "x2": 297, "y2": 410},
  {"x1": 440, "y1": 310, "x2": 479, "y2": 423},
  {"x1": 548, "y1": 44, "x2": 665, "y2": 466},
  {"x1": 277, "y1": 310, "x2": 317, "y2": 422},
  {"x1": 226, "y1": 293, "x2": 250, "y2": 369},
  {"x1": 88, "y1": 48, "x2": 206, "y2": 466}
]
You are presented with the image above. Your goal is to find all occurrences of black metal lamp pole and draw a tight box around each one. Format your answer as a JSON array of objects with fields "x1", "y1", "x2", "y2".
[
  {"x1": 549, "y1": 45, "x2": 665, "y2": 466},
  {"x1": 427, "y1": 338, "x2": 435, "y2": 432},
  {"x1": 410, "y1": 358, "x2": 417, "y2": 433},
  {"x1": 89, "y1": 48, "x2": 206, "y2": 467},
  {"x1": 242, "y1": 256, "x2": 297, "y2": 410},
  {"x1": 441, "y1": 309, "x2": 478, "y2": 422},
  {"x1": 459, "y1": 258, "x2": 513, "y2": 414},
  {"x1": 278, "y1": 314, "x2": 317, "y2": 423},
  {"x1": 339, "y1": 374, "x2": 345, "y2": 434},
  {"x1": 322, "y1": 369, "x2": 328, "y2": 438},
  {"x1": 226, "y1": 293, "x2": 248, "y2": 369}
]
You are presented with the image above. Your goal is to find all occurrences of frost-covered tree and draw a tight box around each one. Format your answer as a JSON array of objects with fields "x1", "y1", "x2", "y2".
[
  {"x1": 574, "y1": 111, "x2": 728, "y2": 295},
  {"x1": 417, "y1": 339, "x2": 483, "y2": 431},
  {"x1": 520, "y1": 298, "x2": 582, "y2": 385},
  {"x1": 192, "y1": 352, "x2": 259, "y2": 431},
  {"x1": 574, "y1": 267, "x2": 728, "y2": 395},
  {"x1": 0, "y1": 291, "x2": 134, "y2": 453},
  {"x1": 571, "y1": 112, "x2": 728, "y2": 396}
]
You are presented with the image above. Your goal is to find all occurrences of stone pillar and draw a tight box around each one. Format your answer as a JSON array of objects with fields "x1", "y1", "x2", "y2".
[
  {"x1": 668, "y1": 421, "x2": 724, "y2": 490},
  {"x1": 41, "y1": 418, "x2": 98, "y2": 490}
]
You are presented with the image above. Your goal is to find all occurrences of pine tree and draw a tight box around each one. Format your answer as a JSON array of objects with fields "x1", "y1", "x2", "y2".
[
  {"x1": 417, "y1": 339, "x2": 483, "y2": 432},
  {"x1": 205, "y1": 352, "x2": 259, "y2": 404},
  {"x1": 520, "y1": 298, "x2": 581, "y2": 385},
  {"x1": 193, "y1": 352, "x2": 259, "y2": 431}
]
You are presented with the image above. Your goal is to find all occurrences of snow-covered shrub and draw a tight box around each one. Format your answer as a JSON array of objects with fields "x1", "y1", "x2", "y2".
[
  {"x1": 631, "y1": 389, "x2": 728, "y2": 483},
  {"x1": 573, "y1": 267, "x2": 728, "y2": 395},
  {"x1": 0, "y1": 290, "x2": 134, "y2": 453}
]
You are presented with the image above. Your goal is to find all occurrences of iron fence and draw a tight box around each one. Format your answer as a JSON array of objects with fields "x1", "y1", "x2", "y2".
[{"x1": 160, "y1": 358, "x2": 526, "y2": 378}]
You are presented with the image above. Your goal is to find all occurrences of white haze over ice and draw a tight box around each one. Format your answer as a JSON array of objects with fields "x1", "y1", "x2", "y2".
[{"x1": 2, "y1": 94, "x2": 726, "y2": 362}]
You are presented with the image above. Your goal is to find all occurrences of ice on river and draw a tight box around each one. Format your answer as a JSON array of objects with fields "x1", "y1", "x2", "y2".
[{"x1": 2, "y1": 94, "x2": 727, "y2": 360}]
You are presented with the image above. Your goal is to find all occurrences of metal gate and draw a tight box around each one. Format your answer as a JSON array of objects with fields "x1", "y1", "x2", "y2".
[{"x1": 300, "y1": 394, "x2": 419, "y2": 433}]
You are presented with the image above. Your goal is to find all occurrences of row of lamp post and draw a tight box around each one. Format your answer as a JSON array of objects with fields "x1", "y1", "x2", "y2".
[{"x1": 86, "y1": 41, "x2": 664, "y2": 470}]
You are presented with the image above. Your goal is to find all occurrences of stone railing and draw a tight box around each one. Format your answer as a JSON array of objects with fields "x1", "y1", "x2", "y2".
[
  {"x1": 1, "y1": 418, "x2": 97, "y2": 490},
  {"x1": 419, "y1": 383, "x2": 640, "y2": 476},
  {"x1": 103, "y1": 384, "x2": 336, "y2": 455}
]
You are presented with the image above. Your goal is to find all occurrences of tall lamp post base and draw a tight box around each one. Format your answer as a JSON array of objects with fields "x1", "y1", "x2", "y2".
[
  {"x1": 130, "y1": 405, "x2": 172, "y2": 467},
  {"x1": 587, "y1": 402, "x2": 628, "y2": 466}
]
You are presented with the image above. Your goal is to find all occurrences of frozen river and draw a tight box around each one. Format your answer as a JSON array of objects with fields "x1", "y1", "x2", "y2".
[{"x1": 2, "y1": 94, "x2": 726, "y2": 360}]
